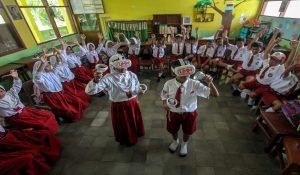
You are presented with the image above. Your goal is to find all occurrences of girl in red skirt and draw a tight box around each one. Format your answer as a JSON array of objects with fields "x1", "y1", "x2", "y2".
[
  {"x1": 0, "y1": 71, "x2": 58, "y2": 133},
  {"x1": 85, "y1": 54, "x2": 145, "y2": 146},
  {"x1": 32, "y1": 56, "x2": 84, "y2": 122},
  {"x1": 127, "y1": 31, "x2": 141, "y2": 73},
  {"x1": 49, "y1": 52, "x2": 90, "y2": 109},
  {"x1": 58, "y1": 37, "x2": 94, "y2": 84}
]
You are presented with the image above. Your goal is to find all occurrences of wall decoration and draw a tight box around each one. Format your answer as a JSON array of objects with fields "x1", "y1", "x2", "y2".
[
  {"x1": 7, "y1": 5, "x2": 22, "y2": 20},
  {"x1": 70, "y1": 0, "x2": 104, "y2": 14}
]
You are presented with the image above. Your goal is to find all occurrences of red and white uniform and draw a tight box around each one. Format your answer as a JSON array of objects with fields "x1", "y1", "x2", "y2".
[
  {"x1": 85, "y1": 71, "x2": 145, "y2": 145},
  {"x1": 152, "y1": 44, "x2": 166, "y2": 65},
  {"x1": 0, "y1": 79, "x2": 58, "y2": 133},
  {"x1": 185, "y1": 43, "x2": 198, "y2": 55},
  {"x1": 161, "y1": 78, "x2": 210, "y2": 135},
  {"x1": 256, "y1": 59, "x2": 285, "y2": 85},
  {"x1": 212, "y1": 43, "x2": 226, "y2": 58},
  {"x1": 239, "y1": 50, "x2": 264, "y2": 76},
  {"x1": 128, "y1": 38, "x2": 141, "y2": 73},
  {"x1": 225, "y1": 44, "x2": 247, "y2": 68},
  {"x1": 170, "y1": 42, "x2": 184, "y2": 61},
  {"x1": 197, "y1": 45, "x2": 215, "y2": 63}
]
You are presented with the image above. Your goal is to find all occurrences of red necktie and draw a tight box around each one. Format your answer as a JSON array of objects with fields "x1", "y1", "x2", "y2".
[
  {"x1": 93, "y1": 55, "x2": 97, "y2": 63},
  {"x1": 157, "y1": 47, "x2": 160, "y2": 58},
  {"x1": 232, "y1": 48, "x2": 239, "y2": 60},
  {"x1": 190, "y1": 44, "x2": 193, "y2": 54},
  {"x1": 259, "y1": 66, "x2": 270, "y2": 79},
  {"x1": 177, "y1": 43, "x2": 180, "y2": 55},
  {"x1": 213, "y1": 46, "x2": 219, "y2": 58},
  {"x1": 247, "y1": 55, "x2": 254, "y2": 67},
  {"x1": 203, "y1": 48, "x2": 207, "y2": 57},
  {"x1": 175, "y1": 85, "x2": 182, "y2": 108}
]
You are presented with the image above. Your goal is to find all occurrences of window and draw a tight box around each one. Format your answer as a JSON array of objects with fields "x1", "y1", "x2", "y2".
[
  {"x1": 17, "y1": 0, "x2": 76, "y2": 43},
  {"x1": 284, "y1": 0, "x2": 300, "y2": 18},
  {"x1": 261, "y1": 1, "x2": 282, "y2": 17},
  {"x1": 0, "y1": 2, "x2": 24, "y2": 56},
  {"x1": 76, "y1": 14, "x2": 99, "y2": 31}
]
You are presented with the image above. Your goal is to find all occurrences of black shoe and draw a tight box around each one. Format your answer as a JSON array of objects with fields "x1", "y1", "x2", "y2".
[
  {"x1": 232, "y1": 90, "x2": 241, "y2": 96},
  {"x1": 161, "y1": 74, "x2": 166, "y2": 79},
  {"x1": 157, "y1": 77, "x2": 161, "y2": 82}
]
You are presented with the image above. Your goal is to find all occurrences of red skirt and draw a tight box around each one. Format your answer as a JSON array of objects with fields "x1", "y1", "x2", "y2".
[
  {"x1": 154, "y1": 57, "x2": 166, "y2": 66},
  {"x1": 71, "y1": 66, "x2": 94, "y2": 84},
  {"x1": 111, "y1": 97, "x2": 145, "y2": 145},
  {"x1": 170, "y1": 54, "x2": 183, "y2": 62},
  {"x1": 43, "y1": 91, "x2": 83, "y2": 122},
  {"x1": 129, "y1": 55, "x2": 140, "y2": 73},
  {"x1": 0, "y1": 129, "x2": 61, "y2": 163},
  {"x1": 62, "y1": 80, "x2": 91, "y2": 109},
  {"x1": 0, "y1": 150, "x2": 51, "y2": 175},
  {"x1": 5, "y1": 107, "x2": 59, "y2": 133}
]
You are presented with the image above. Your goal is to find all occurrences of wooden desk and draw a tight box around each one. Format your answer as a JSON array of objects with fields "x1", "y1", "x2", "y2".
[{"x1": 254, "y1": 110, "x2": 298, "y2": 153}]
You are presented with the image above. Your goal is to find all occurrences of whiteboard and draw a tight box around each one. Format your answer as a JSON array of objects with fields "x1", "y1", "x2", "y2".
[{"x1": 70, "y1": 0, "x2": 104, "y2": 14}]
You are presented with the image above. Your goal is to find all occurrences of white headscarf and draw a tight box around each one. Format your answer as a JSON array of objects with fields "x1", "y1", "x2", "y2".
[
  {"x1": 0, "y1": 85, "x2": 5, "y2": 91},
  {"x1": 105, "y1": 40, "x2": 113, "y2": 48},
  {"x1": 87, "y1": 43, "x2": 96, "y2": 51},
  {"x1": 32, "y1": 61, "x2": 63, "y2": 92},
  {"x1": 130, "y1": 37, "x2": 137, "y2": 45}
]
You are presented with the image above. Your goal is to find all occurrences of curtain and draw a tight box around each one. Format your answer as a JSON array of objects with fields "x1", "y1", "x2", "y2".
[{"x1": 107, "y1": 21, "x2": 148, "y2": 42}]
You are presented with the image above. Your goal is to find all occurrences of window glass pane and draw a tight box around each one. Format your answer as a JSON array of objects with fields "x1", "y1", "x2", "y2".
[
  {"x1": 284, "y1": 1, "x2": 300, "y2": 18},
  {"x1": 47, "y1": 0, "x2": 66, "y2": 6},
  {"x1": 0, "y1": 8, "x2": 23, "y2": 54},
  {"x1": 20, "y1": 8, "x2": 56, "y2": 43},
  {"x1": 51, "y1": 7, "x2": 75, "y2": 36},
  {"x1": 17, "y1": 0, "x2": 44, "y2": 6},
  {"x1": 77, "y1": 14, "x2": 99, "y2": 31},
  {"x1": 263, "y1": 1, "x2": 282, "y2": 17}
]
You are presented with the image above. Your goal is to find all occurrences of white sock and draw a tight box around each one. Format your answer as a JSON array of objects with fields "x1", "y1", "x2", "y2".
[
  {"x1": 180, "y1": 142, "x2": 188, "y2": 155},
  {"x1": 265, "y1": 107, "x2": 275, "y2": 112},
  {"x1": 158, "y1": 72, "x2": 163, "y2": 77},
  {"x1": 248, "y1": 97, "x2": 255, "y2": 106}
]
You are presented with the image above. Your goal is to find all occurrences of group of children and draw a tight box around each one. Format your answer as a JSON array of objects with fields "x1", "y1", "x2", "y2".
[{"x1": 1, "y1": 24, "x2": 299, "y2": 174}]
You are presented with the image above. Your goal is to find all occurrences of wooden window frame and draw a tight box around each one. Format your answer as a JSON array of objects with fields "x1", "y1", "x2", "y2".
[
  {"x1": 0, "y1": 1, "x2": 25, "y2": 57},
  {"x1": 16, "y1": 0, "x2": 78, "y2": 44}
]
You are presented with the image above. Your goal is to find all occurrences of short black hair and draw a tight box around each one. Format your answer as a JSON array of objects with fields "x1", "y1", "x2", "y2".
[
  {"x1": 236, "y1": 38, "x2": 245, "y2": 43},
  {"x1": 251, "y1": 41, "x2": 263, "y2": 48},
  {"x1": 206, "y1": 40, "x2": 213, "y2": 44}
]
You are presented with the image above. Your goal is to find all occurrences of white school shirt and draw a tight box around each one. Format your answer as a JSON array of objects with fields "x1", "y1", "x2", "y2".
[
  {"x1": 99, "y1": 43, "x2": 121, "y2": 58},
  {"x1": 256, "y1": 59, "x2": 285, "y2": 85},
  {"x1": 85, "y1": 49, "x2": 100, "y2": 64},
  {"x1": 53, "y1": 63, "x2": 75, "y2": 82},
  {"x1": 0, "y1": 79, "x2": 25, "y2": 117},
  {"x1": 212, "y1": 43, "x2": 226, "y2": 58},
  {"x1": 270, "y1": 73, "x2": 298, "y2": 95},
  {"x1": 172, "y1": 42, "x2": 184, "y2": 55},
  {"x1": 227, "y1": 44, "x2": 247, "y2": 61},
  {"x1": 85, "y1": 71, "x2": 140, "y2": 102},
  {"x1": 34, "y1": 71, "x2": 63, "y2": 92},
  {"x1": 0, "y1": 125, "x2": 5, "y2": 133},
  {"x1": 161, "y1": 78, "x2": 210, "y2": 113},
  {"x1": 241, "y1": 50, "x2": 264, "y2": 71},
  {"x1": 185, "y1": 43, "x2": 198, "y2": 55},
  {"x1": 60, "y1": 46, "x2": 86, "y2": 68},
  {"x1": 152, "y1": 45, "x2": 166, "y2": 58},
  {"x1": 197, "y1": 45, "x2": 215, "y2": 58},
  {"x1": 128, "y1": 39, "x2": 141, "y2": 55}
]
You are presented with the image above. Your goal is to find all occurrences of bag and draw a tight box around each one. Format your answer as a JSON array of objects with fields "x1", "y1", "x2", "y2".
[{"x1": 281, "y1": 100, "x2": 300, "y2": 131}]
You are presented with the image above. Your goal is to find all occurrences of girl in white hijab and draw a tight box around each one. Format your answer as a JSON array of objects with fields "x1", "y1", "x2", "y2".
[
  {"x1": 127, "y1": 31, "x2": 141, "y2": 73},
  {"x1": 32, "y1": 55, "x2": 84, "y2": 122}
]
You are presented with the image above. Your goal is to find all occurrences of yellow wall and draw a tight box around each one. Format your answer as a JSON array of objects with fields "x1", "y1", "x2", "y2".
[
  {"x1": 2, "y1": 0, "x2": 36, "y2": 48},
  {"x1": 99, "y1": 0, "x2": 262, "y2": 37}
]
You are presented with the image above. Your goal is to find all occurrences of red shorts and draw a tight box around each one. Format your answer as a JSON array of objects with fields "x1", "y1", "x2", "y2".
[
  {"x1": 170, "y1": 54, "x2": 183, "y2": 62},
  {"x1": 199, "y1": 56, "x2": 209, "y2": 63},
  {"x1": 154, "y1": 57, "x2": 166, "y2": 66},
  {"x1": 241, "y1": 79, "x2": 271, "y2": 96},
  {"x1": 222, "y1": 60, "x2": 243, "y2": 69},
  {"x1": 262, "y1": 90, "x2": 287, "y2": 106},
  {"x1": 167, "y1": 111, "x2": 197, "y2": 135},
  {"x1": 239, "y1": 69, "x2": 257, "y2": 77}
]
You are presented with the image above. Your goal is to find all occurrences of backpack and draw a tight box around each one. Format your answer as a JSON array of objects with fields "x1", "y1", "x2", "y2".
[{"x1": 281, "y1": 100, "x2": 300, "y2": 131}]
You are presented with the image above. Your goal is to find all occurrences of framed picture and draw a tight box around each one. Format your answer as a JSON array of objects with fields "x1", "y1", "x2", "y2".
[{"x1": 7, "y1": 5, "x2": 22, "y2": 20}]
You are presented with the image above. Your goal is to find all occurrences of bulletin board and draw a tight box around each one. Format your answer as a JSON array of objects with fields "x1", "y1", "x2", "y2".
[
  {"x1": 70, "y1": 0, "x2": 104, "y2": 14},
  {"x1": 259, "y1": 15, "x2": 300, "y2": 40}
]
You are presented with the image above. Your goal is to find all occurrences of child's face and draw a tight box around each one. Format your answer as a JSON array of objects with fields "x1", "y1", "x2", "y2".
[
  {"x1": 66, "y1": 46, "x2": 73, "y2": 55},
  {"x1": 251, "y1": 47, "x2": 260, "y2": 55},
  {"x1": 108, "y1": 42, "x2": 113, "y2": 48},
  {"x1": 206, "y1": 42, "x2": 212, "y2": 48},
  {"x1": 176, "y1": 37, "x2": 182, "y2": 43},
  {"x1": 89, "y1": 45, "x2": 95, "y2": 51},
  {"x1": 44, "y1": 64, "x2": 53, "y2": 72},
  {"x1": 236, "y1": 41, "x2": 244, "y2": 48},
  {"x1": 0, "y1": 89, "x2": 6, "y2": 99},
  {"x1": 130, "y1": 39, "x2": 135, "y2": 45},
  {"x1": 157, "y1": 40, "x2": 163, "y2": 47},
  {"x1": 216, "y1": 39, "x2": 223, "y2": 46},
  {"x1": 100, "y1": 52, "x2": 108, "y2": 64},
  {"x1": 269, "y1": 59, "x2": 280, "y2": 67}
]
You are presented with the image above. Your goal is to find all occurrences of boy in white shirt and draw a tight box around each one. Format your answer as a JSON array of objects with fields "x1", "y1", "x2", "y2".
[
  {"x1": 152, "y1": 37, "x2": 167, "y2": 82},
  {"x1": 196, "y1": 40, "x2": 215, "y2": 70},
  {"x1": 161, "y1": 59, "x2": 219, "y2": 156}
]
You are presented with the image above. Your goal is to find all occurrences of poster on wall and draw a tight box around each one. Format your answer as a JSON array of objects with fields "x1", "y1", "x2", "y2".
[
  {"x1": 7, "y1": 5, "x2": 22, "y2": 20},
  {"x1": 70, "y1": 0, "x2": 104, "y2": 14}
]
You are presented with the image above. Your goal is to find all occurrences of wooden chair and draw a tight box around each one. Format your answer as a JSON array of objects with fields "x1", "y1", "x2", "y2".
[
  {"x1": 277, "y1": 136, "x2": 300, "y2": 175},
  {"x1": 253, "y1": 110, "x2": 298, "y2": 153},
  {"x1": 22, "y1": 80, "x2": 51, "y2": 111}
]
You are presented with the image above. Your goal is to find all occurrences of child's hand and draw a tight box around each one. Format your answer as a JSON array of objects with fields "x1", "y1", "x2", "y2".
[
  {"x1": 80, "y1": 34, "x2": 86, "y2": 40},
  {"x1": 114, "y1": 32, "x2": 119, "y2": 39},
  {"x1": 72, "y1": 38, "x2": 79, "y2": 45},
  {"x1": 203, "y1": 74, "x2": 213, "y2": 84},
  {"x1": 135, "y1": 31, "x2": 139, "y2": 38},
  {"x1": 10, "y1": 70, "x2": 19, "y2": 80},
  {"x1": 97, "y1": 32, "x2": 104, "y2": 40},
  {"x1": 40, "y1": 55, "x2": 47, "y2": 63},
  {"x1": 290, "y1": 40, "x2": 299, "y2": 48},
  {"x1": 163, "y1": 102, "x2": 170, "y2": 111},
  {"x1": 41, "y1": 44, "x2": 48, "y2": 54}
]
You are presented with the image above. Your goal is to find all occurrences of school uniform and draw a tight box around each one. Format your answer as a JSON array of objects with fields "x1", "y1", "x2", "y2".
[
  {"x1": 161, "y1": 78, "x2": 210, "y2": 135},
  {"x1": 170, "y1": 42, "x2": 184, "y2": 61},
  {"x1": 262, "y1": 74, "x2": 299, "y2": 106},
  {"x1": 242, "y1": 59, "x2": 285, "y2": 96},
  {"x1": 60, "y1": 46, "x2": 94, "y2": 84},
  {"x1": 99, "y1": 42, "x2": 121, "y2": 58},
  {"x1": 226, "y1": 44, "x2": 247, "y2": 68},
  {"x1": 197, "y1": 45, "x2": 215, "y2": 63},
  {"x1": 0, "y1": 125, "x2": 61, "y2": 164},
  {"x1": 83, "y1": 43, "x2": 102, "y2": 69},
  {"x1": 212, "y1": 43, "x2": 226, "y2": 59},
  {"x1": 85, "y1": 71, "x2": 145, "y2": 145},
  {"x1": 128, "y1": 38, "x2": 141, "y2": 73},
  {"x1": 152, "y1": 44, "x2": 166, "y2": 65},
  {"x1": 184, "y1": 43, "x2": 198, "y2": 61},
  {"x1": 53, "y1": 62, "x2": 91, "y2": 109},
  {"x1": 0, "y1": 79, "x2": 59, "y2": 133},
  {"x1": 33, "y1": 61, "x2": 84, "y2": 122},
  {"x1": 239, "y1": 51, "x2": 263, "y2": 77}
]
